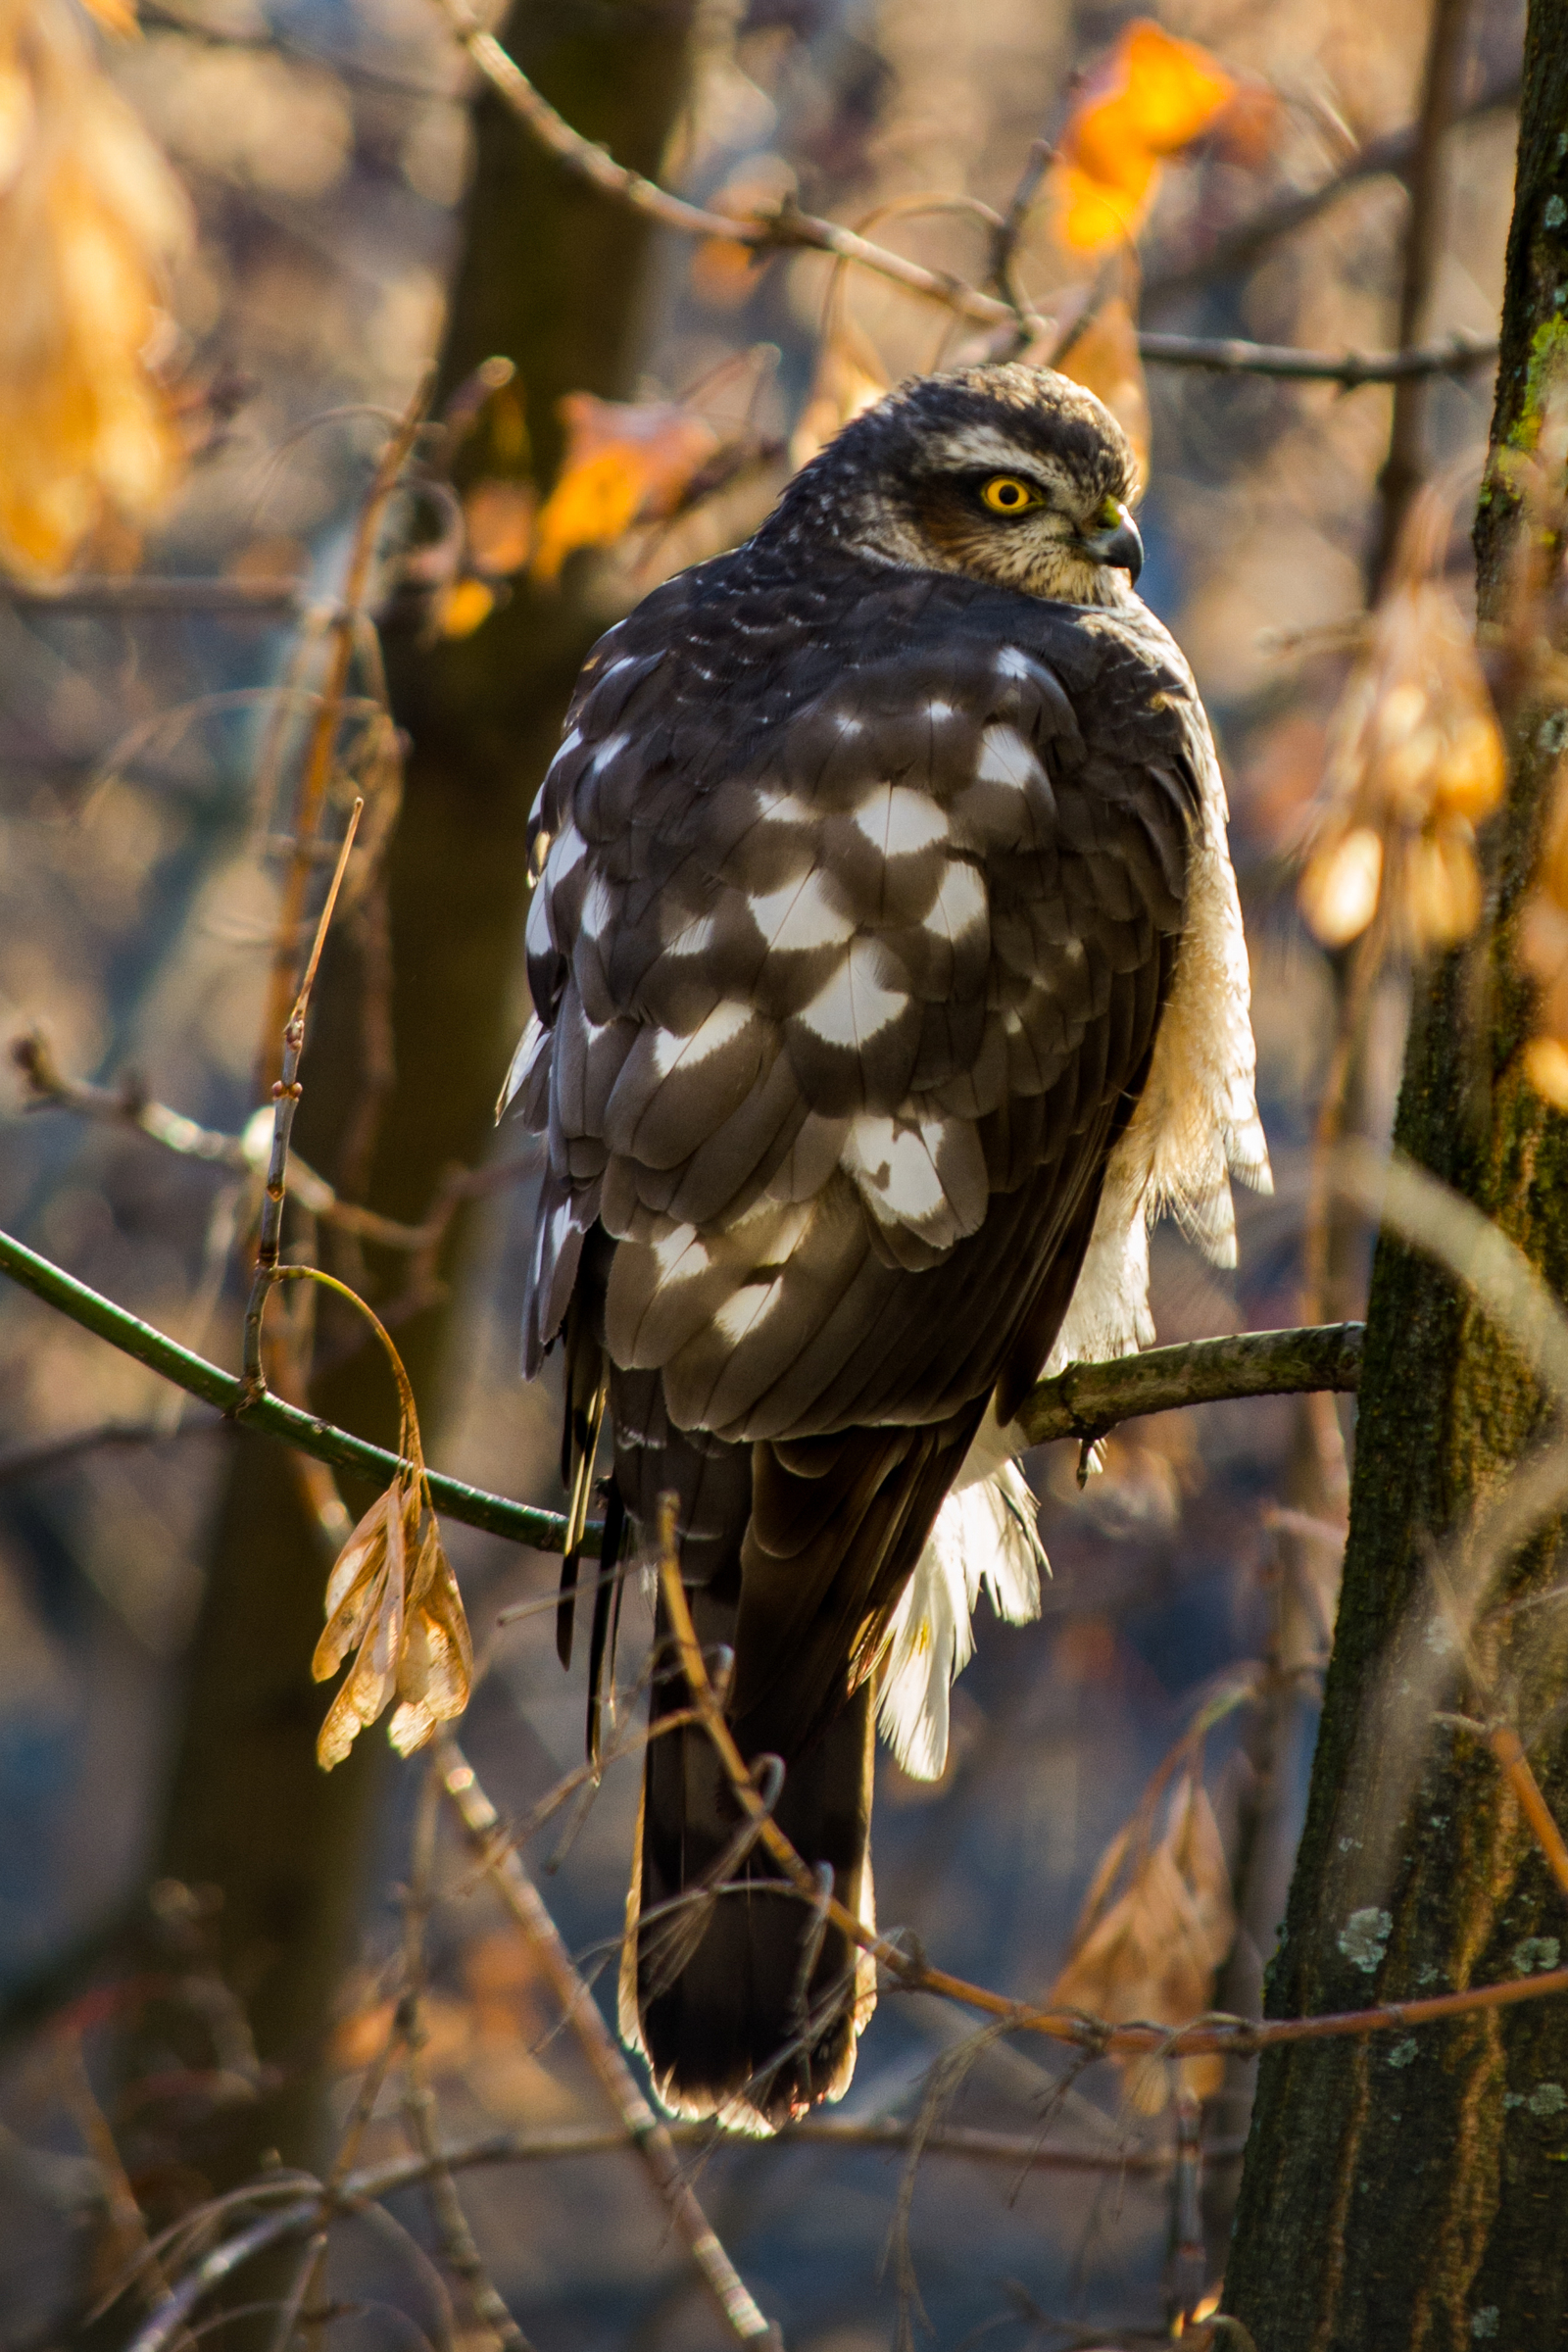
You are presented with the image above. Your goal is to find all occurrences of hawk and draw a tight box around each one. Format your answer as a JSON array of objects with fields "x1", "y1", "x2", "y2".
[{"x1": 501, "y1": 362, "x2": 1268, "y2": 2132}]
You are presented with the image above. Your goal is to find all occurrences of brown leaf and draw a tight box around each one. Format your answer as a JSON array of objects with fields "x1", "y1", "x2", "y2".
[
  {"x1": 1050, "y1": 1772, "x2": 1235, "y2": 2113},
  {"x1": 312, "y1": 1352, "x2": 471, "y2": 1768},
  {"x1": 1298, "y1": 493, "x2": 1504, "y2": 954}
]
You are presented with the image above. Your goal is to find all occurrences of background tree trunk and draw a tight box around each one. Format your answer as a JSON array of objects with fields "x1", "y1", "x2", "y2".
[
  {"x1": 1224, "y1": 7, "x2": 1568, "y2": 2341},
  {"x1": 152, "y1": 0, "x2": 693, "y2": 2184}
]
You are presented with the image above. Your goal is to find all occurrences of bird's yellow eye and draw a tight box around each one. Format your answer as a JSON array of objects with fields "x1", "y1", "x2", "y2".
[{"x1": 980, "y1": 475, "x2": 1042, "y2": 515}]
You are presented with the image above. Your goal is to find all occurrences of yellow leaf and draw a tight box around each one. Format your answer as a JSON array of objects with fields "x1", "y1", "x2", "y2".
[
  {"x1": 1056, "y1": 293, "x2": 1151, "y2": 488},
  {"x1": 1405, "y1": 824, "x2": 1482, "y2": 950},
  {"x1": 1053, "y1": 21, "x2": 1235, "y2": 254},
  {"x1": 1299, "y1": 825, "x2": 1383, "y2": 948},
  {"x1": 0, "y1": 0, "x2": 190, "y2": 576},
  {"x1": 437, "y1": 576, "x2": 496, "y2": 639},
  {"x1": 1525, "y1": 1036, "x2": 1568, "y2": 1109},
  {"x1": 531, "y1": 391, "x2": 719, "y2": 582}
]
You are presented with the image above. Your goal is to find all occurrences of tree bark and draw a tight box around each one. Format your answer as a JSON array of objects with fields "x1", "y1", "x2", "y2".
[
  {"x1": 1224, "y1": 9, "x2": 1568, "y2": 2343},
  {"x1": 150, "y1": 0, "x2": 693, "y2": 2184}
]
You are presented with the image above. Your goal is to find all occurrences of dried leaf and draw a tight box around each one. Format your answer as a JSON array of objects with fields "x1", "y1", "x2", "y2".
[
  {"x1": 463, "y1": 475, "x2": 535, "y2": 576},
  {"x1": 531, "y1": 391, "x2": 720, "y2": 582},
  {"x1": 1054, "y1": 21, "x2": 1235, "y2": 254},
  {"x1": 0, "y1": 0, "x2": 190, "y2": 575},
  {"x1": 1056, "y1": 293, "x2": 1151, "y2": 488},
  {"x1": 436, "y1": 576, "x2": 496, "y2": 639},
  {"x1": 312, "y1": 1350, "x2": 471, "y2": 1768},
  {"x1": 1298, "y1": 495, "x2": 1505, "y2": 955},
  {"x1": 1299, "y1": 824, "x2": 1383, "y2": 948},
  {"x1": 1050, "y1": 1772, "x2": 1234, "y2": 2113}
]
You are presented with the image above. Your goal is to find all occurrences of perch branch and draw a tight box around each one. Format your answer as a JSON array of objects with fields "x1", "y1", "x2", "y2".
[
  {"x1": 0, "y1": 1229, "x2": 1368, "y2": 1548},
  {"x1": 1014, "y1": 1322, "x2": 1363, "y2": 1446}
]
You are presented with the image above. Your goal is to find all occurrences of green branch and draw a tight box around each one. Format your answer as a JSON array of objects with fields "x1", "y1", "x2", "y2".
[
  {"x1": 0, "y1": 1227, "x2": 571, "y2": 1553},
  {"x1": 0, "y1": 1228, "x2": 1363, "y2": 1556}
]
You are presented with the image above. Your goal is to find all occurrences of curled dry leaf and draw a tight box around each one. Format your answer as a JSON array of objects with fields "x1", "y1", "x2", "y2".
[
  {"x1": 1049, "y1": 1772, "x2": 1235, "y2": 2113},
  {"x1": 1053, "y1": 20, "x2": 1234, "y2": 255},
  {"x1": 310, "y1": 1369, "x2": 472, "y2": 1769},
  {"x1": 531, "y1": 391, "x2": 721, "y2": 582},
  {"x1": 1298, "y1": 501, "x2": 1505, "y2": 955},
  {"x1": 0, "y1": 0, "x2": 190, "y2": 575}
]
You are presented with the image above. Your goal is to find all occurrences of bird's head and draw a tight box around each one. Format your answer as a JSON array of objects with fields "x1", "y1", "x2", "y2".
[{"x1": 778, "y1": 361, "x2": 1144, "y2": 608}]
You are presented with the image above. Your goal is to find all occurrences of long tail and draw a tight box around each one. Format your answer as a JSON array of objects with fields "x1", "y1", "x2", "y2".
[{"x1": 619, "y1": 1576, "x2": 877, "y2": 2133}]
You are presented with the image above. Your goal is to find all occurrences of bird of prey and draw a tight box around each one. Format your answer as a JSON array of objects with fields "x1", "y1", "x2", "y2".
[{"x1": 501, "y1": 362, "x2": 1268, "y2": 2132}]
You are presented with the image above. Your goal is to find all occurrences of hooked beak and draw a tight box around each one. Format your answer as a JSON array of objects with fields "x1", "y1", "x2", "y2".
[{"x1": 1080, "y1": 500, "x2": 1144, "y2": 584}]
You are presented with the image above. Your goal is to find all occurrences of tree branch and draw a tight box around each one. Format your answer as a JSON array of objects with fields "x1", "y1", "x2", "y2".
[
  {"x1": 1143, "y1": 63, "x2": 1521, "y2": 310},
  {"x1": 1014, "y1": 1322, "x2": 1364, "y2": 1446},
  {"x1": 1134, "y1": 330, "x2": 1496, "y2": 385},
  {"x1": 436, "y1": 0, "x2": 1500, "y2": 390},
  {"x1": 0, "y1": 1226, "x2": 1365, "y2": 1549}
]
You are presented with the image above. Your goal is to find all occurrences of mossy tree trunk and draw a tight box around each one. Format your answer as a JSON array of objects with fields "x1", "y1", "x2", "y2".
[
  {"x1": 153, "y1": 0, "x2": 693, "y2": 2183},
  {"x1": 1224, "y1": 10, "x2": 1568, "y2": 2342}
]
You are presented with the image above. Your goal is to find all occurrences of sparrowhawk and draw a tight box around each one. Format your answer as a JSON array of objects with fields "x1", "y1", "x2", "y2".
[{"x1": 501, "y1": 361, "x2": 1269, "y2": 2132}]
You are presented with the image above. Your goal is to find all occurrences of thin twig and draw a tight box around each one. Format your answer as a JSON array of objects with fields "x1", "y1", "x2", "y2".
[
  {"x1": 14, "y1": 1026, "x2": 534, "y2": 1263},
  {"x1": 1488, "y1": 1725, "x2": 1568, "y2": 1905},
  {"x1": 1366, "y1": 0, "x2": 1476, "y2": 595},
  {"x1": 1134, "y1": 329, "x2": 1496, "y2": 385},
  {"x1": 0, "y1": 1415, "x2": 221, "y2": 1487},
  {"x1": 242, "y1": 801, "x2": 364, "y2": 1396},
  {"x1": 0, "y1": 575, "x2": 311, "y2": 615},
  {"x1": 434, "y1": 1738, "x2": 781, "y2": 2345},
  {"x1": 1142, "y1": 63, "x2": 1520, "y2": 309},
  {"x1": 400, "y1": 1768, "x2": 536, "y2": 2351},
  {"x1": 435, "y1": 0, "x2": 1500, "y2": 390},
  {"x1": 259, "y1": 375, "x2": 429, "y2": 1075}
]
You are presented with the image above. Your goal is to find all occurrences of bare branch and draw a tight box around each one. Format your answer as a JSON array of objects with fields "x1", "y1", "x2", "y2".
[
  {"x1": 0, "y1": 574, "x2": 311, "y2": 616},
  {"x1": 1143, "y1": 64, "x2": 1521, "y2": 310},
  {"x1": 435, "y1": 1739, "x2": 781, "y2": 2346},
  {"x1": 1134, "y1": 329, "x2": 1496, "y2": 385},
  {"x1": 435, "y1": 0, "x2": 1497, "y2": 394},
  {"x1": 0, "y1": 1225, "x2": 1370, "y2": 1552},
  {"x1": 1014, "y1": 1323, "x2": 1363, "y2": 1447}
]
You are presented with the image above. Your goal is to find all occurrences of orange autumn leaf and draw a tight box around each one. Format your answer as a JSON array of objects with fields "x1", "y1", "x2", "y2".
[
  {"x1": 1054, "y1": 21, "x2": 1234, "y2": 254},
  {"x1": 531, "y1": 391, "x2": 720, "y2": 582}
]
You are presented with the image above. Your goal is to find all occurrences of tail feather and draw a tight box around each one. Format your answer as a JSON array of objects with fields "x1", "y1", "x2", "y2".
[{"x1": 621, "y1": 1580, "x2": 876, "y2": 2132}]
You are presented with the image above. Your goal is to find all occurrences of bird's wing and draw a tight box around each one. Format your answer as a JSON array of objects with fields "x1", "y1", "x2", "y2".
[{"x1": 513, "y1": 564, "x2": 1200, "y2": 1740}]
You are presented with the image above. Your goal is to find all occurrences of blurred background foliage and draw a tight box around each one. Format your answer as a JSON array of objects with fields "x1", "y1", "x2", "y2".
[{"x1": 0, "y1": 0, "x2": 1532, "y2": 2339}]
